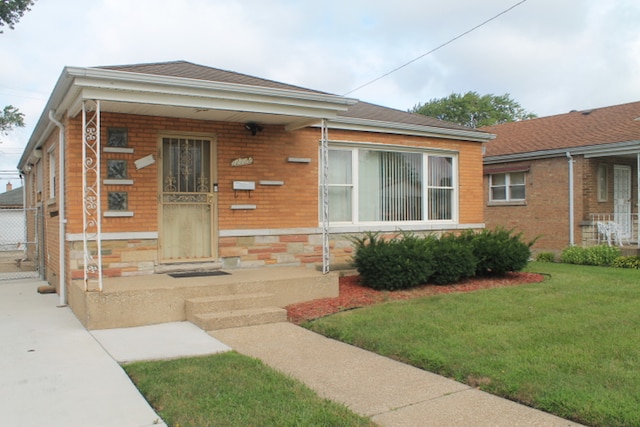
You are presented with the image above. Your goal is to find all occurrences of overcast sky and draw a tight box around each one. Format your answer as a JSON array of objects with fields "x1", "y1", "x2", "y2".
[{"x1": 1, "y1": 0, "x2": 639, "y2": 182}]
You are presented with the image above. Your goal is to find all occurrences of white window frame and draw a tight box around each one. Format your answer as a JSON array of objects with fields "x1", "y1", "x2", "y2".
[
  {"x1": 597, "y1": 164, "x2": 608, "y2": 202},
  {"x1": 48, "y1": 145, "x2": 56, "y2": 200},
  {"x1": 489, "y1": 172, "x2": 526, "y2": 202},
  {"x1": 323, "y1": 143, "x2": 459, "y2": 226}
]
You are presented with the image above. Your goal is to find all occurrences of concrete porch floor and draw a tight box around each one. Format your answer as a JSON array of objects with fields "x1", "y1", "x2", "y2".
[{"x1": 68, "y1": 266, "x2": 339, "y2": 330}]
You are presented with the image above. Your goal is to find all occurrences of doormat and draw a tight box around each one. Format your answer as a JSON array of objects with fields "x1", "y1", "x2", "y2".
[{"x1": 168, "y1": 271, "x2": 231, "y2": 278}]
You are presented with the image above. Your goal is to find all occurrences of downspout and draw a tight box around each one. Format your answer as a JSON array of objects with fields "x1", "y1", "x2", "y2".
[
  {"x1": 566, "y1": 152, "x2": 575, "y2": 246},
  {"x1": 637, "y1": 153, "x2": 639, "y2": 248},
  {"x1": 49, "y1": 111, "x2": 67, "y2": 306}
]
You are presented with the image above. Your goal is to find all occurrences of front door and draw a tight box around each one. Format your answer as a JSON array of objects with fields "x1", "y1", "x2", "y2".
[
  {"x1": 613, "y1": 165, "x2": 632, "y2": 238},
  {"x1": 160, "y1": 136, "x2": 216, "y2": 261}
]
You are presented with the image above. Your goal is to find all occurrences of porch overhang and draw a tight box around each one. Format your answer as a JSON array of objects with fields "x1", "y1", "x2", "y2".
[
  {"x1": 327, "y1": 116, "x2": 494, "y2": 143},
  {"x1": 19, "y1": 66, "x2": 358, "y2": 171}
]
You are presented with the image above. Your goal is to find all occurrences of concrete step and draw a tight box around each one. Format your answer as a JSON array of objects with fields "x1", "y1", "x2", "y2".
[
  {"x1": 191, "y1": 307, "x2": 287, "y2": 331},
  {"x1": 185, "y1": 292, "x2": 274, "y2": 317}
]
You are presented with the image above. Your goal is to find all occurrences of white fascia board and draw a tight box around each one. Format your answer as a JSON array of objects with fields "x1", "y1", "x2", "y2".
[
  {"x1": 66, "y1": 67, "x2": 357, "y2": 114},
  {"x1": 73, "y1": 86, "x2": 348, "y2": 120},
  {"x1": 327, "y1": 117, "x2": 495, "y2": 143}
]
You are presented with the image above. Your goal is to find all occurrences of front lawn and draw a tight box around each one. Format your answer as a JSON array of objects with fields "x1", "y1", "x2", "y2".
[
  {"x1": 306, "y1": 262, "x2": 640, "y2": 427},
  {"x1": 124, "y1": 352, "x2": 375, "y2": 427}
]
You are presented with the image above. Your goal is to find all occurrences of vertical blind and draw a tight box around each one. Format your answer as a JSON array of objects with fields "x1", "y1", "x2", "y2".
[{"x1": 327, "y1": 148, "x2": 454, "y2": 223}]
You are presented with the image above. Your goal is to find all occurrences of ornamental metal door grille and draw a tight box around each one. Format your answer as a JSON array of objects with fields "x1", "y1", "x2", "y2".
[
  {"x1": 614, "y1": 165, "x2": 632, "y2": 238},
  {"x1": 160, "y1": 137, "x2": 215, "y2": 261}
]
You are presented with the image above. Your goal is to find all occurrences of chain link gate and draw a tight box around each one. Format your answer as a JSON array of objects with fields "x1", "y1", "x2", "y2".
[{"x1": 0, "y1": 208, "x2": 40, "y2": 280}]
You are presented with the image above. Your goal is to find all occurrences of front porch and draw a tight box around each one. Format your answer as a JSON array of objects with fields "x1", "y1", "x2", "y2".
[
  {"x1": 582, "y1": 213, "x2": 640, "y2": 255},
  {"x1": 68, "y1": 266, "x2": 338, "y2": 330}
]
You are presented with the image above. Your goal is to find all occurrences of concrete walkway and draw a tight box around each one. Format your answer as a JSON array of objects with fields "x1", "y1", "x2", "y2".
[
  {"x1": 0, "y1": 279, "x2": 225, "y2": 427},
  {"x1": 211, "y1": 323, "x2": 582, "y2": 427},
  {"x1": 3, "y1": 278, "x2": 582, "y2": 426}
]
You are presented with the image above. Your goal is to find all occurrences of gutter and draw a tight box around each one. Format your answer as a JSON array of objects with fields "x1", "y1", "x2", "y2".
[
  {"x1": 328, "y1": 116, "x2": 495, "y2": 143},
  {"x1": 49, "y1": 110, "x2": 67, "y2": 307}
]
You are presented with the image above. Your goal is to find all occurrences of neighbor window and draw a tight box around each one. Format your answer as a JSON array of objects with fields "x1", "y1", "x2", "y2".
[
  {"x1": 490, "y1": 172, "x2": 525, "y2": 202},
  {"x1": 324, "y1": 146, "x2": 456, "y2": 224}
]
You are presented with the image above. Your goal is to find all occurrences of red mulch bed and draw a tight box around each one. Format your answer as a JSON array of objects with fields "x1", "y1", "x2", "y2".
[{"x1": 286, "y1": 272, "x2": 545, "y2": 324}]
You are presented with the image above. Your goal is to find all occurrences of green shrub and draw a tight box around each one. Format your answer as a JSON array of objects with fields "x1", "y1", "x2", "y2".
[
  {"x1": 429, "y1": 234, "x2": 476, "y2": 285},
  {"x1": 461, "y1": 227, "x2": 533, "y2": 276},
  {"x1": 560, "y1": 245, "x2": 620, "y2": 266},
  {"x1": 560, "y1": 246, "x2": 588, "y2": 265},
  {"x1": 350, "y1": 232, "x2": 435, "y2": 290},
  {"x1": 584, "y1": 245, "x2": 620, "y2": 266},
  {"x1": 612, "y1": 255, "x2": 640, "y2": 269},
  {"x1": 535, "y1": 252, "x2": 555, "y2": 263}
]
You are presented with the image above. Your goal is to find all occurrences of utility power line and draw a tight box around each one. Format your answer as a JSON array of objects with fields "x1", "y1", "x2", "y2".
[{"x1": 343, "y1": 0, "x2": 528, "y2": 96}]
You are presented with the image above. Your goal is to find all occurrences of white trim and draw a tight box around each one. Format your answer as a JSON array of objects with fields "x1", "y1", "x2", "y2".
[
  {"x1": 231, "y1": 204, "x2": 257, "y2": 210},
  {"x1": 219, "y1": 223, "x2": 484, "y2": 238},
  {"x1": 66, "y1": 231, "x2": 158, "y2": 241},
  {"x1": 327, "y1": 117, "x2": 493, "y2": 142},
  {"x1": 103, "y1": 147, "x2": 134, "y2": 154},
  {"x1": 326, "y1": 144, "x2": 459, "y2": 225},
  {"x1": 104, "y1": 211, "x2": 134, "y2": 217},
  {"x1": 328, "y1": 139, "x2": 458, "y2": 155},
  {"x1": 104, "y1": 179, "x2": 134, "y2": 185}
]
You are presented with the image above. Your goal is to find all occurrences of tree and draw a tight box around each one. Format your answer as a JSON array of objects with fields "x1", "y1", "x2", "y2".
[
  {"x1": 0, "y1": 105, "x2": 25, "y2": 135},
  {"x1": 410, "y1": 91, "x2": 536, "y2": 128},
  {"x1": 0, "y1": 0, "x2": 34, "y2": 33}
]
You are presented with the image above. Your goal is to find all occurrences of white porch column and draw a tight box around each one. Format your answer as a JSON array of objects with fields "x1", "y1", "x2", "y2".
[
  {"x1": 320, "y1": 119, "x2": 330, "y2": 274},
  {"x1": 637, "y1": 153, "x2": 639, "y2": 247},
  {"x1": 81, "y1": 100, "x2": 103, "y2": 291}
]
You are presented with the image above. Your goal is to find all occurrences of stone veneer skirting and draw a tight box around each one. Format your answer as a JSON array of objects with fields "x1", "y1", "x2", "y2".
[{"x1": 67, "y1": 225, "x2": 484, "y2": 278}]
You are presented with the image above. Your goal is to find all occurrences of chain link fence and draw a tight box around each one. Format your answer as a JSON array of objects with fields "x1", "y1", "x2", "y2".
[{"x1": 0, "y1": 208, "x2": 40, "y2": 280}]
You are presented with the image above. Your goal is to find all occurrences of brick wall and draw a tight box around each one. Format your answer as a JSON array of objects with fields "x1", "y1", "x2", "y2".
[
  {"x1": 484, "y1": 155, "x2": 639, "y2": 254},
  {"x1": 53, "y1": 112, "x2": 484, "y2": 279},
  {"x1": 484, "y1": 157, "x2": 574, "y2": 253}
]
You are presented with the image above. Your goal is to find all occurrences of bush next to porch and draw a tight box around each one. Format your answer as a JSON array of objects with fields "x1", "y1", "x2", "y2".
[
  {"x1": 350, "y1": 232, "x2": 436, "y2": 290},
  {"x1": 351, "y1": 228, "x2": 532, "y2": 291},
  {"x1": 560, "y1": 245, "x2": 621, "y2": 266}
]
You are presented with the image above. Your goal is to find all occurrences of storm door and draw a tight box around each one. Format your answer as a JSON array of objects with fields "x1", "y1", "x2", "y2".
[
  {"x1": 160, "y1": 137, "x2": 216, "y2": 261},
  {"x1": 613, "y1": 165, "x2": 632, "y2": 239}
]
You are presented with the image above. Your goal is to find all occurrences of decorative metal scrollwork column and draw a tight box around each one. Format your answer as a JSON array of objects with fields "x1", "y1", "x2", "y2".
[
  {"x1": 82, "y1": 100, "x2": 103, "y2": 291},
  {"x1": 321, "y1": 119, "x2": 330, "y2": 274}
]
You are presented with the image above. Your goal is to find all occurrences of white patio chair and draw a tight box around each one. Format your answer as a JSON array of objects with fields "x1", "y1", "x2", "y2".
[
  {"x1": 596, "y1": 221, "x2": 613, "y2": 246},
  {"x1": 607, "y1": 221, "x2": 630, "y2": 246}
]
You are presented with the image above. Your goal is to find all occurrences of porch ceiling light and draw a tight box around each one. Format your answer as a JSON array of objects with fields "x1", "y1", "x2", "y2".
[{"x1": 244, "y1": 122, "x2": 263, "y2": 136}]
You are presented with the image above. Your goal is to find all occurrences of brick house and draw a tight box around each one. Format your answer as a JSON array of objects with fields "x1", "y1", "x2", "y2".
[
  {"x1": 19, "y1": 61, "x2": 492, "y2": 328},
  {"x1": 483, "y1": 101, "x2": 640, "y2": 256}
]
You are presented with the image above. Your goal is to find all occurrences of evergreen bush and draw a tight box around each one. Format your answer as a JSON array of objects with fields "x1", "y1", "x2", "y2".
[
  {"x1": 429, "y1": 234, "x2": 476, "y2": 285},
  {"x1": 462, "y1": 227, "x2": 533, "y2": 276},
  {"x1": 350, "y1": 232, "x2": 435, "y2": 290}
]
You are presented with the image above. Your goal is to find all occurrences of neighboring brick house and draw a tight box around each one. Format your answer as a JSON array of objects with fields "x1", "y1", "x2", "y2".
[
  {"x1": 19, "y1": 61, "x2": 492, "y2": 323},
  {"x1": 482, "y1": 101, "x2": 640, "y2": 255}
]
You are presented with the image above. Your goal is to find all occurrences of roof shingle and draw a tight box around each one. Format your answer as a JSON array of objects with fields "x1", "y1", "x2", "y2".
[
  {"x1": 96, "y1": 61, "x2": 480, "y2": 133},
  {"x1": 482, "y1": 101, "x2": 640, "y2": 157}
]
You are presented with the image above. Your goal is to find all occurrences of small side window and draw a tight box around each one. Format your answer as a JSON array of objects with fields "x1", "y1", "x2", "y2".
[
  {"x1": 597, "y1": 164, "x2": 608, "y2": 202},
  {"x1": 490, "y1": 172, "x2": 525, "y2": 202}
]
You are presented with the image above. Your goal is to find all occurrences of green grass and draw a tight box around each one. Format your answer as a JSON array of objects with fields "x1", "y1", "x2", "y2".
[
  {"x1": 124, "y1": 352, "x2": 375, "y2": 427},
  {"x1": 306, "y1": 262, "x2": 640, "y2": 427}
]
